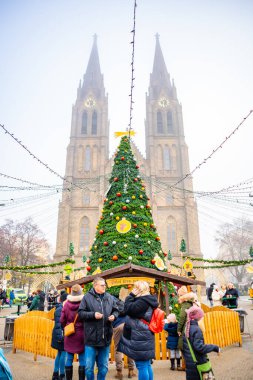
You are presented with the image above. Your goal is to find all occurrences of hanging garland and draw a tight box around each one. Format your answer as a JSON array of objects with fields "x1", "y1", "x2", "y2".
[
  {"x1": 182, "y1": 256, "x2": 253, "y2": 266},
  {"x1": 0, "y1": 258, "x2": 75, "y2": 271}
]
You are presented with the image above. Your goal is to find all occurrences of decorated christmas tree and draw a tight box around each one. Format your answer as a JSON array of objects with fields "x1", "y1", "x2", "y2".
[{"x1": 88, "y1": 136, "x2": 167, "y2": 273}]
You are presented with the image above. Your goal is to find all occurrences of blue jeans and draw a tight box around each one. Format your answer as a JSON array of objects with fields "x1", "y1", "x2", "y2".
[
  {"x1": 135, "y1": 360, "x2": 153, "y2": 380},
  {"x1": 54, "y1": 350, "x2": 66, "y2": 375},
  {"x1": 66, "y1": 351, "x2": 85, "y2": 366},
  {"x1": 85, "y1": 345, "x2": 110, "y2": 380}
]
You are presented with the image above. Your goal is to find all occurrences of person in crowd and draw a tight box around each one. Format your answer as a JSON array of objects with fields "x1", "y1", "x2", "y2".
[
  {"x1": 29, "y1": 290, "x2": 40, "y2": 311},
  {"x1": 164, "y1": 313, "x2": 181, "y2": 371},
  {"x1": 47, "y1": 290, "x2": 55, "y2": 311},
  {"x1": 51, "y1": 291, "x2": 68, "y2": 380},
  {"x1": 182, "y1": 305, "x2": 220, "y2": 380},
  {"x1": 211, "y1": 285, "x2": 223, "y2": 306},
  {"x1": 206, "y1": 283, "x2": 215, "y2": 307},
  {"x1": 37, "y1": 289, "x2": 45, "y2": 311},
  {"x1": 112, "y1": 297, "x2": 136, "y2": 379},
  {"x1": 0, "y1": 347, "x2": 13, "y2": 380},
  {"x1": 118, "y1": 280, "x2": 159, "y2": 380},
  {"x1": 177, "y1": 286, "x2": 198, "y2": 371},
  {"x1": 9, "y1": 290, "x2": 15, "y2": 308},
  {"x1": 78, "y1": 277, "x2": 118, "y2": 380},
  {"x1": 224, "y1": 282, "x2": 239, "y2": 308},
  {"x1": 0, "y1": 288, "x2": 7, "y2": 306},
  {"x1": 26, "y1": 292, "x2": 34, "y2": 309},
  {"x1": 60, "y1": 284, "x2": 85, "y2": 380}
]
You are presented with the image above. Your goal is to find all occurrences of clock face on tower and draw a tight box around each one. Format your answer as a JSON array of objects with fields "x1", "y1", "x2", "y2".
[
  {"x1": 84, "y1": 97, "x2": 96, "y2": 108},
  {"x1": 158, "y1": 97, "x2": 170, "y2": 108}
]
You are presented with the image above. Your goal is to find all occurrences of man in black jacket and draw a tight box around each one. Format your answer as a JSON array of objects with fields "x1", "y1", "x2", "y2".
[{"x1": 78, "y1": 277, "x2": 118, "y2": 380}]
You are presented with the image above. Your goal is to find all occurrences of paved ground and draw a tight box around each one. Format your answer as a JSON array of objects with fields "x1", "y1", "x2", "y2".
[{"x1": 0, "y1": 298, "x2": 253, "y2": 379}]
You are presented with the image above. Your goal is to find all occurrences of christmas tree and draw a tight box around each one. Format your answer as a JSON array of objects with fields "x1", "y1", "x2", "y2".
[{"x1": 88, "y1": 136, "x2": 167, "y2": 273}]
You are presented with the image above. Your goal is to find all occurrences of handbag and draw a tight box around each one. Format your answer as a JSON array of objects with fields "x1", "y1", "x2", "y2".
[
  {"x1": 64, "y1": 314, "x2": 78, "y2": 337},
  {"x1": 186, "y1": 338, "x2": 215, "y2": 380}
]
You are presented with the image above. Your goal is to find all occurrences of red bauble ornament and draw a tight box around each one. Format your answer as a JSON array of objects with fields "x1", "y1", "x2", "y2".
[
  {"x1": 171, "y1": 293, "x2": 175, "y2": 297},
  {"x1": 136, "y1": 165, "x2": 139, "y2": 169},
  {"x1": 103, "y1": 241, "x2": 109, "y2": 246},
  {"x1": 163, "y1": 252, "x2": 167, "y2": 256},
  {"x1": 116, "y1": 192, "x2": 122, "y2": 197},
  {"x1": 139, "y1": 249, "x2": 144, "y2": 255},
  {"x1": 133, "y1": 178, "x2": 138, "y2": 182},
  {"x1": 122, "y1": 205, "x2": 127, "y2": 211},
  {"x1": 100, "y1": 216, "x2": 103, "y2": 220},
  {"x1": 121, "y1": 156, "x2": 125, "y2": 161},
  {"x1": 86, "y1": 265, "x2": 91, "y2": 271},
  {"x1": 103, "y1": 199, "x2": 107, "y2": 203},
  {"x1": 133, "y1": 223, "x2": 137, "y2": 228},
  {"x1": 162, "y1": 291, "x2": 166, "y2": 296},
  {"x1": 109, "y1": 201, "x2": 114, "y2": 205},
  {"x1": 112, "y1": 255, "x2": 118, "y2": 261},
  {"x1": 150, "y1": 224, "x2": 154, "y2": 228},
  {"x1": 146, "y1": 204, "x2": 150, "y2": 209},
  {"x1": 86, "y1": 259, "x2": 91, "y2": 263},
  {"x1": 151, "y1": 259, "x2": 156, "y2": 265},
  {"x1": 114, "y1": 177, "x2": 119, "y2": 182},
  {"x1": 155, "y1": 236, "x2": 160, "y2": 241},
  {"x1": 99, "y1": 229, "x2": 104, "y2": 235}
]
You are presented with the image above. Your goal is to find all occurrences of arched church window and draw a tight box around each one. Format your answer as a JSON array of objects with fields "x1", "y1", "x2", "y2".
[
  {"x1": 84, "y1": 146, "x2": 91, "y2": 171},
  {"x1": 81, "y1": 111, "x2": 87, "y2": 134},
  {"x1": 164, "y1": 146, "x2": 171, "y2": 170},
  {"x1": 167, "y1": 217, "x2": 177, "y2": 252},
  {"x1": 79, "y1": 216, "x2": 89, "y2": 252},
  {"x1": 167, "y1": 111, "x2": 174, "y2": 133},
  {"x1": 92, "y1": 111, "x2": 97, "y2": 135},
  {"x1": 157, "y1": 111, "x2": 163, "y2": 133}
]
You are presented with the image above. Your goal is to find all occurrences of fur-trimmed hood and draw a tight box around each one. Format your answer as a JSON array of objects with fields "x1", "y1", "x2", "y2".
[
  {"x1": 67, "y1": 294, "x2": 83, "y2": 303},
  {"x1": 178, "y1": 291, "x2": 197, "y2": 304}
]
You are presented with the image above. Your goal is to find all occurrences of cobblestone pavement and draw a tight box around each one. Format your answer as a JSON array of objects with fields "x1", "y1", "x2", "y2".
[{"x1": 0, "y1": 298, "x2": 253, "y2": 380}]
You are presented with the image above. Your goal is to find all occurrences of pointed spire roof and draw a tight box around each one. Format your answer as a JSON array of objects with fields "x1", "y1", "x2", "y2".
[
  {"x1": 82, "y1": 34, "x2": 104, "y2": 95},
  {"x1": 149, "y1": 34, "x2": 172, "y2": 97}
]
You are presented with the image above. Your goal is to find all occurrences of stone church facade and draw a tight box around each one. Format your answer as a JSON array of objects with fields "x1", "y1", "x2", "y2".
[{"x1": 55, "y1": 35, "x2": 202, "y2": 274}]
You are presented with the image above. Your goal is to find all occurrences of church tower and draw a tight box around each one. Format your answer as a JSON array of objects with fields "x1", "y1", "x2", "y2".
[
  {"x1": 55, "y1": 36, "x2": 111, "y2": 262},
  {"x1": 144, "y1": 34, "x2": 201, "y2": 263}
]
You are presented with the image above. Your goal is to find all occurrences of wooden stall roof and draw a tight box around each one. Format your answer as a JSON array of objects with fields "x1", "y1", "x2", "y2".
[{"x1": 56, "y1": 263, "x2": 205, "y2": 290}]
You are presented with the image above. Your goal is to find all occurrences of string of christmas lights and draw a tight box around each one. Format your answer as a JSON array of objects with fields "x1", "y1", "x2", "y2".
[
  {"x1": 0, "y1": 123, "x2": 83, "y2": 190},
  {"x1": 127, "y1": 0, "x2": 137, "y2": 135},
  {"x1": 171, "y1": 109, "x2": 253, "y2": 188}
]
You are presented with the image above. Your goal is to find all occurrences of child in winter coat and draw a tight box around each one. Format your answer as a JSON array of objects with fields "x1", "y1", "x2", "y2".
[
  {"x1": 182, "y1": 305, "x2": 220, "y2": 380},
  {"x1": 164, "y1": 313, "x2": 181, "y2": 371}
]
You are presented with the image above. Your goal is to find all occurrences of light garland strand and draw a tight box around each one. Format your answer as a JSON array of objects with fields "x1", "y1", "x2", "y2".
[
  {"x1": 182, "y1": 255, "x2": 253, "y2": 265},
  {"x1": 171, "y1": 109, "x2": 253, "y2": 188},
  {"x1": 128, "y1": 0, "x2": 137, "y2": 135},
  {"x1": 0, "y1": 124, "x2": 83, "y2": 190}
]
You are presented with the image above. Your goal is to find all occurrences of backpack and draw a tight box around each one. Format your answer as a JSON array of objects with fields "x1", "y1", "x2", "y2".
[{"x1": 142, "y1": 308, "x2": 165, "y2": 333}]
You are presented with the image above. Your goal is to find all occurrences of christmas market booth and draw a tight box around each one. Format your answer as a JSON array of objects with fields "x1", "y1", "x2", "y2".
[{"x1": 56, "y1": 262, "x2": 205, "y2": 315}]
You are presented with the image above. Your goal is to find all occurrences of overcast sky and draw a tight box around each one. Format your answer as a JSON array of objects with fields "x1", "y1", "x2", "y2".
[{"x1": 0, "y1": 0, "x2": 252, "y2": 259}]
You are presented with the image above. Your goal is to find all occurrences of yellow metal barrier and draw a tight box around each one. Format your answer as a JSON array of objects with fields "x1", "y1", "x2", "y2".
[
  {"x1": 27, "y1": 308, "x2": 55, "y2": 319},
  {"x1": 13, "y1": 313, "x2": 56, "y2": 361}
]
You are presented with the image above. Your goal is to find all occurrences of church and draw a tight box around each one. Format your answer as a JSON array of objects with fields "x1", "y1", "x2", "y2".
[{"x1": 55, "y1": 35, "x2": 202, "y2": 273}]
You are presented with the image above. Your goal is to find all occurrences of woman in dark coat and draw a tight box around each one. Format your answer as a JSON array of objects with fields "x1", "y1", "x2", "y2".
[
  {"x1": 118, "y1": 280, "x2": 159, "y2": 380},
  {"x1": 60, "y1": 285, "x2": 85, "y2": 380},
  {"x1": 182, "y1": 305, "x2": 220, "y2": 380},
  {"x1": 51, "y1": 292, "x2": 68, "y2": 380}
]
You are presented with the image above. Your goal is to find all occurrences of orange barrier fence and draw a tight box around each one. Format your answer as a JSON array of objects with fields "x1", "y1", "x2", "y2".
[
  {"x1": 27, "y1": 308, "x2": 55, "y2": 319},
  {"x1": 13, "y1": 312, "x2": 57, "y2": 361},
  {"x1": 201, "y1": 303, "x2": 242, "y2": 347},
  {"x1": 13, "y1": 305, "x2": 241, "y2": 361}
]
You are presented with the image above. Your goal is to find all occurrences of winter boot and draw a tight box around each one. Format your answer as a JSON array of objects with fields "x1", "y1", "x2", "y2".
[
  {"x1": 52, "y1": 372, "x2": 59, "y2": 380},
  {"x1": 65, "y1": 366, "x2": 73, "y2": 380},
  {"x1": 170, "y1": 359, "x2": 175, "y2": 370},
  {"x1": 176, "y1": 358, "x2": 184, "y2": 371},
  {"x1": 78, "y1": 366, "x2": 85, "y2": 380},
  {"x1": 115, "y1": 369, "x2": 123, "y2": 379}
]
